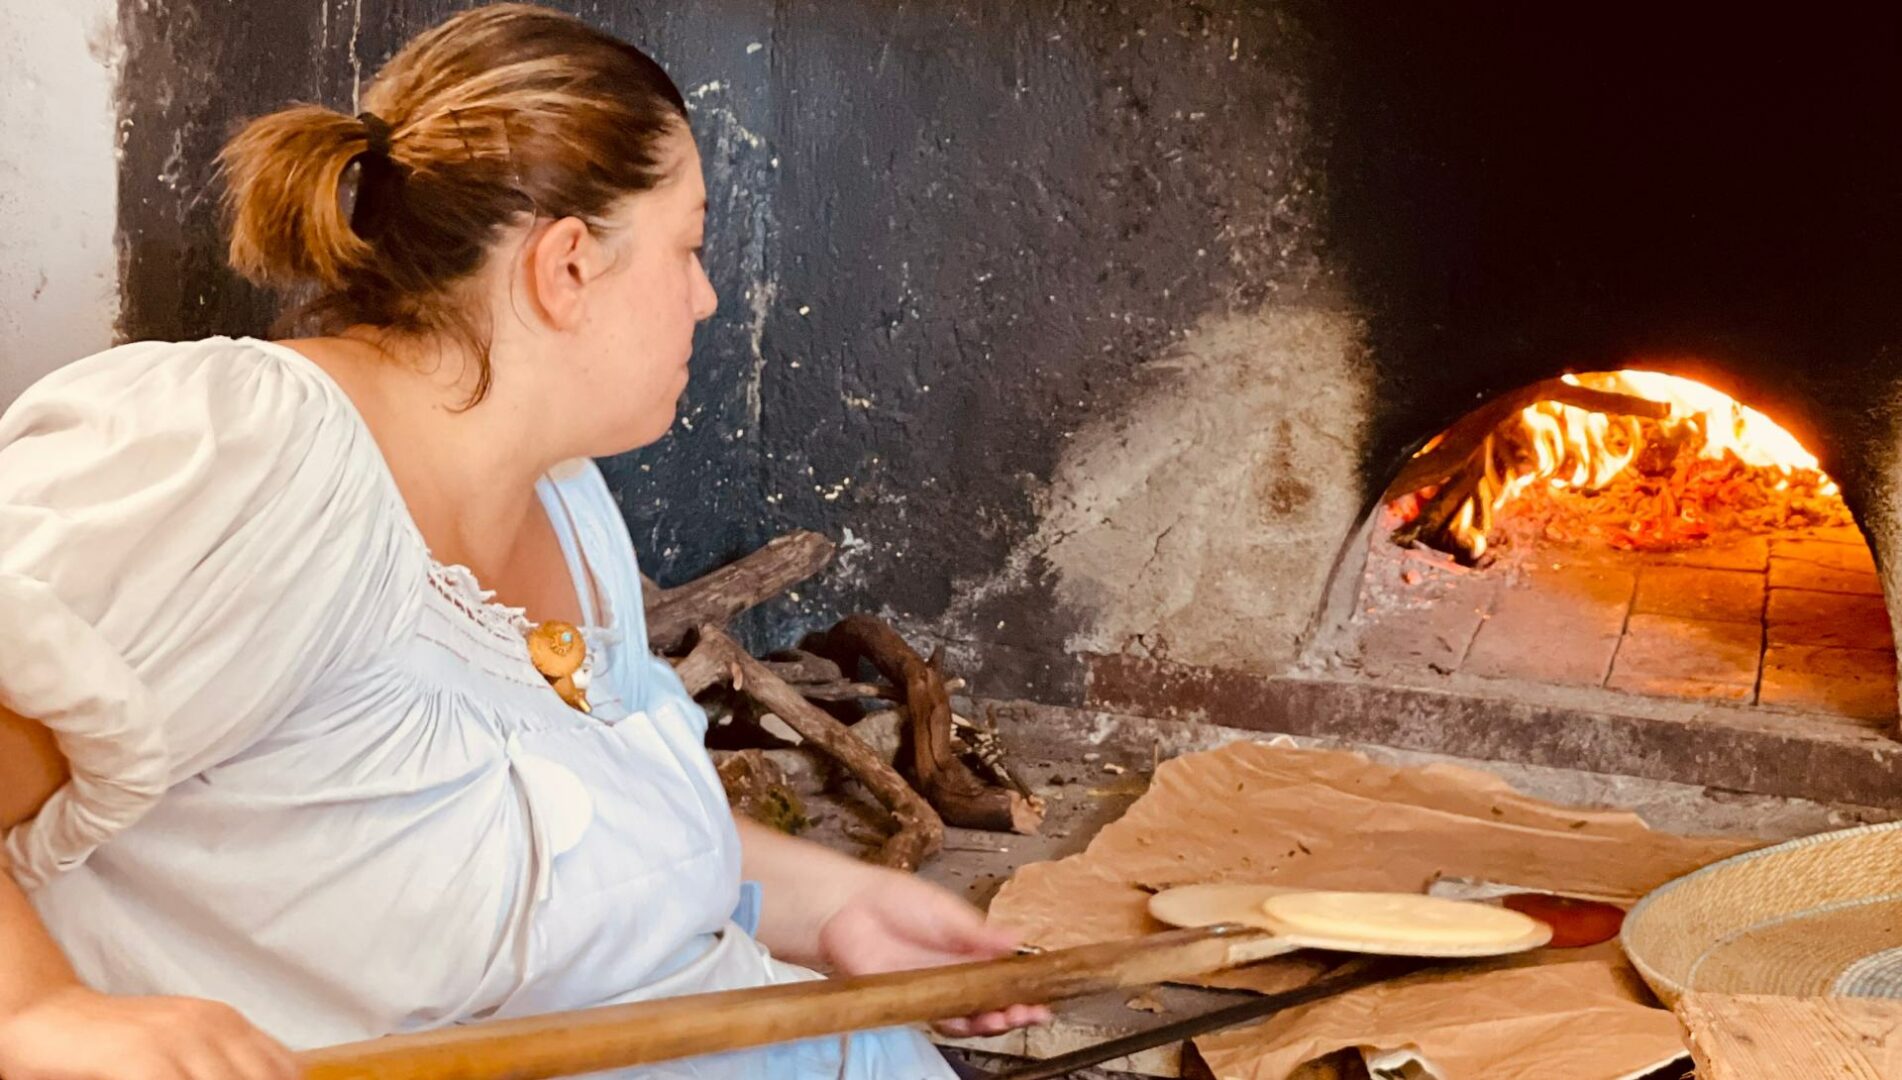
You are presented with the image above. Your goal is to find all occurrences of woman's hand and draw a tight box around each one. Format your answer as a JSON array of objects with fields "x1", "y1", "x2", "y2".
[
  {"x1": 735, "y1": 818, "x2": 1050, "y2": 1038},
  {"x1": 0, "y1": 985, "x2": 298, "y2": 1080},
  {"x1": 815, "y1": 870, "x2": 1052, "y2": 1038}
]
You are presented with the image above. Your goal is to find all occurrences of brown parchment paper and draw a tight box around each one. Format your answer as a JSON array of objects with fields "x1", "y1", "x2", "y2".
[
  {"x1": 1197, "y1": 961, "x2": 1686, "y2": 1080},
  {"x1": 988, "y1": 741, "x2": 1760, "y2": 1077}
]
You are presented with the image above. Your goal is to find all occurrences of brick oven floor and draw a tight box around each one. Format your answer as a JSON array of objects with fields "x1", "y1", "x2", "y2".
[{"x1": 1351, "y1": 523, "x2": 1898, "y2": 728}]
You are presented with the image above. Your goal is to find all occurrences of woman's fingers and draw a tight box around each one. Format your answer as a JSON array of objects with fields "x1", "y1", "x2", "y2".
[
  {"x1": 1001, "y1": 1004, "x2": 1051, "y2": 1028},
  {"x1": 217, "y1": 1028, "x2": 301, "y2": 1080},
  {"x1": 934, "y1": 1002, "x2": 1049, "y2": 1038}
]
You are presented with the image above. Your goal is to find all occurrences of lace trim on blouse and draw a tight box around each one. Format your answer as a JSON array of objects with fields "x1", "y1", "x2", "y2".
[{"x1": 423, "y1": 559, "x2": 600, "y2": 707}]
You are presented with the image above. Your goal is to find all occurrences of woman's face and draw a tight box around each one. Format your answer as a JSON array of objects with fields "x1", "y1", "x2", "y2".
[{"x1": 560, "y1": 125, "x2": 717, "y2": 452}]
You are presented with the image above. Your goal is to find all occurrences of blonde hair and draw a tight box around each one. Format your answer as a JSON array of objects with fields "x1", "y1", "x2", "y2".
[{"x1": 219, "y1": 4, "x2": 689, "y2": 400}]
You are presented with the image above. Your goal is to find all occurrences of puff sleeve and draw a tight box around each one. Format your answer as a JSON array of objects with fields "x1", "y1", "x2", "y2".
[{"x1": 0, "y1": 338, "x2": 408, "y2": 887}]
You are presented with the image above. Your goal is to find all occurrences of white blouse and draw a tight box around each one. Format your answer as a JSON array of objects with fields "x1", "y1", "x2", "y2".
[{"x1": 0, "y1": 337, "x2": 952, "y2": 1078}]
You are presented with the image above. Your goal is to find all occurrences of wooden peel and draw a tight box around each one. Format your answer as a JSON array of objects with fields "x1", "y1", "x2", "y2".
[
  {"x1": 295, "y1": 924, "x2": 1290, "y2": 1080},
  {"x1": 297, "y1": 891, "x2": 1551, "y2": 1080}
]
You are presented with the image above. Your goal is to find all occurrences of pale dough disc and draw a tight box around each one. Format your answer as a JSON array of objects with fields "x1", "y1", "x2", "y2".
[
  {"x1": 1260, "y1": 890, "x2": 1539, "y2": 947},
  {"x1": 1147, "y1": 883, "x2": 1300, "y2": 929}
]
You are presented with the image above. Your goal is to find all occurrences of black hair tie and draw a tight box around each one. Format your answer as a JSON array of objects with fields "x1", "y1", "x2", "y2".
[
  {"x1": 350, "y1": 111, "x2": 403, "y2": 240},
  {"x1": 357, "y1": 111, "x2": 394, "y2": 158}
]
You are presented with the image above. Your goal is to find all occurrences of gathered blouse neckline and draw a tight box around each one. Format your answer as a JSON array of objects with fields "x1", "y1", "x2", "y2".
[{"x1": 231, "y1": 336, "x2": 619, "y2": 670}]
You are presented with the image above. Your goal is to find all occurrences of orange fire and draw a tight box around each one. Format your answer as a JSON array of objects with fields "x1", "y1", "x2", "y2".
[{"x1": 1414, "y1": 370, "x2": 1844, "y2": 561}]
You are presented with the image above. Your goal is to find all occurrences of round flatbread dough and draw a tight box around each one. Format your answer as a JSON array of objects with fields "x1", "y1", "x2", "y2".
[
  {"x1": 1260, "y1": 890, "x2": 1540, "y2": 947},
  {"x1": 1148, "y1": 883, "x2": 1300, "y2": 930}
]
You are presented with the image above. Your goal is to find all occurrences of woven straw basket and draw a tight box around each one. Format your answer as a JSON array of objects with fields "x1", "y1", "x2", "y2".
[{"x1": 1621, "y1": 820, "x2": 1902, "y2": 1007}]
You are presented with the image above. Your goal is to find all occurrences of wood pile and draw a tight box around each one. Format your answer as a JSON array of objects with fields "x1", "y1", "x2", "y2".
[{"x1": 645, "y1": 532, "x2": 1043, "y2": 870}]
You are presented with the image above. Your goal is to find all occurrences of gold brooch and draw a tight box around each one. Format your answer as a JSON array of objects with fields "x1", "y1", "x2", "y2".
[{"x1": 527, "y1": 621, "x2": 590, "y2": 712}]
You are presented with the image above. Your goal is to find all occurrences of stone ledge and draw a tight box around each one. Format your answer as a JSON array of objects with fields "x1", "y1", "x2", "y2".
[{"x1": 1083, "y1": 655, "x2": 1902, "y2": 809}]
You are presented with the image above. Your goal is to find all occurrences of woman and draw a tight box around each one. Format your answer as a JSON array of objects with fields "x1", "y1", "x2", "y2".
[{"x1": 0, "y1": 6, "x2": 1042, "y2": 1078}]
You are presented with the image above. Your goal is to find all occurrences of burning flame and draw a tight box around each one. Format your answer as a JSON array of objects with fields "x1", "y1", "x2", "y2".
[
  {"x1": 1421, "y1": 370, "x2": 1839, "y2": 560},
  {"x1": 1590, "y1": 371, "x2": 1827, "y2": 477}
]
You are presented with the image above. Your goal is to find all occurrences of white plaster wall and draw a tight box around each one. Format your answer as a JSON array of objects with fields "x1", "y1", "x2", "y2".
[
  {"x1": 942, "y1": 305, "x2": 1373, "y2": 677},
  {"x1": 0, "y1": 0, "x2": 121, "y2": 407}
]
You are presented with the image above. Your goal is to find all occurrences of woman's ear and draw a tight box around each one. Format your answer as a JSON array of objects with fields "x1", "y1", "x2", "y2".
[{"x1": 523, "y1": 217, "x2": 601, "y2": 331}]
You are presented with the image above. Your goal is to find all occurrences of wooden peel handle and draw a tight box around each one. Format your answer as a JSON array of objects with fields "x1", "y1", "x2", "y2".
[{"x1": 296, "y1": 925, "x2": 1283, "y2": 1080}]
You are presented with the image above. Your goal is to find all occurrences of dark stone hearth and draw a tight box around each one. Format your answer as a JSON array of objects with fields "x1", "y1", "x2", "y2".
[{"x1": 1085, "y1": 654, "x2": 1902, "y2": 810}]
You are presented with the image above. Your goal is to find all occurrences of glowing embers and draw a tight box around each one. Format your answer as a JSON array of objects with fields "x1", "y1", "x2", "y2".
[{"x1": 1390, "y1": 371, "x2": 1850, "y2": 564}]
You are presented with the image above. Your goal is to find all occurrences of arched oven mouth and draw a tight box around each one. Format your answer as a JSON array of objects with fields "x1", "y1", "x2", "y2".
[{"x1": 1336, "y1": 368, "x2": 1891, "y2": 726}]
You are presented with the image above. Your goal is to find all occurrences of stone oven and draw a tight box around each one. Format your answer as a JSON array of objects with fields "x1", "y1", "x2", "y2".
[
  {"x1": 950, "y1": 6, "x2": 1902, "y2": 813},
  {"x1": 1352, "y1": 371, "x2": 1883, "y2": 716},
  {"x1": 107, "y1": 2, "x2": 1902, "y2": 816}
]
